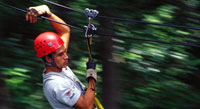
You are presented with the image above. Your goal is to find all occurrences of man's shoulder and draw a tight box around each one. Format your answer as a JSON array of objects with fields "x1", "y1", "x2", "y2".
[
  {"x1": 44, "y1": 73, "x2": 72, "y2": 86},
  {"x1": 44, "y1": 73, "x2": 69, "y2": 83}
]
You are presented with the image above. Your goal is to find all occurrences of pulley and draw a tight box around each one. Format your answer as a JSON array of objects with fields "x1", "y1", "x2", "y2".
[{"x1": 84, "y1": 8, "x2": 99, "y2": 62}]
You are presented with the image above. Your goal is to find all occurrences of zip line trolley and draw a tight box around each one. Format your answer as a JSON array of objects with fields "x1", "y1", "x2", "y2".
[{"x1": 84, "y1": 8, "x2": 104, "y2": 109}]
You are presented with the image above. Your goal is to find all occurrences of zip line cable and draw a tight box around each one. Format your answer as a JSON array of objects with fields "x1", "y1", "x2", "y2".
[
  {"x1": 43, "y1": 0, "x2": 200, "y2": 30},
  {"x1": 0, "y1": 2, "x2": 83, "y2": 31},
  {"x1": 97, "y1": 16, "x2": 200, "y2": 30},
  {"x1": 0, "y1": 2, "x2": 200, "y2": 47},
  {"x1": 0, "y1": 2, "x2": 27, "y2": 13},
  {"x1": 43, "y1": 0, "x2": 84, "y2": 14},
  {"x1": 96, "y1": 32, "x2": 200, "y2": 47}
]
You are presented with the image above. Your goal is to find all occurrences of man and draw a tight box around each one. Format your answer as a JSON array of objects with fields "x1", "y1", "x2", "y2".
[{"x1": 26, "y1": 5, "x2": 97, "y2": 109}]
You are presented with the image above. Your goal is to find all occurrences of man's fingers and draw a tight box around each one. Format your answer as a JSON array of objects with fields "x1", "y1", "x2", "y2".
[
  {"x1": 32, "y1": 10, "x2": 39, "y2": 23},
  {"x1": 25, "y1": 11, "x2": 32, "y2": 23},
  {"x1": 26, "y1": 11, "x2": 31, "y2": 21},
  {"x1": 25, "y1": 14, "x2": 28, "y2": 21},
  {"x1": 31, "y1": 11, "x2": 35, "y2": 23},
  {"x1": 29, "y1": 14, "x2": 33, "y2": 23},
  {"x1": 33, "y1": 15, "x2": 37, "y2": 23},
  {"x1": 26, "y1": 8, "x2": 39, "y2": 23}
]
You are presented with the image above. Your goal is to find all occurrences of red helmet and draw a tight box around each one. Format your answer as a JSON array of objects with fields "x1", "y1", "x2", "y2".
[{"x1": 34, "y1": 32, "x2": 64, "y2": 58}]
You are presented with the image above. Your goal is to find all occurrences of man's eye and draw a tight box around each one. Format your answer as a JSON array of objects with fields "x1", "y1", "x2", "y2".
[{"x1": 59, "y1": 53, "x2": 63, "y2": 56}]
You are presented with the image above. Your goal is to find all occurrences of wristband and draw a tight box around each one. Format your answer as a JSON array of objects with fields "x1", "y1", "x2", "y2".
[{"x1": 86, "y1": 69, "x2": 97, "y2": 82}]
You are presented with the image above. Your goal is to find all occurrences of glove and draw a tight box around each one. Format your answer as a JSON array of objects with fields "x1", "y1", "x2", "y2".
[{"x1": 86, "y1": 60, "x2": 97, "y2": 82}]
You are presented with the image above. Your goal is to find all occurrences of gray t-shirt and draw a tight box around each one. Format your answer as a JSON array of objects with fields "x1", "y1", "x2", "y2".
[{"x1": 43, "y1": 66, "x2": 86, "y2": 109}]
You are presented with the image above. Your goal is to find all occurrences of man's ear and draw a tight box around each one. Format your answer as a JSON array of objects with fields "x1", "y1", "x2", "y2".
[{"x1": 45, "y1": 56, "x2": 52, "y2": 63}]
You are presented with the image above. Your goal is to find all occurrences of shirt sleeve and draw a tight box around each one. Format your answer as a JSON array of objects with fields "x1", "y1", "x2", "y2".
[{"x1": 53, "y1": 79, "x2": 81, "y2": 107}]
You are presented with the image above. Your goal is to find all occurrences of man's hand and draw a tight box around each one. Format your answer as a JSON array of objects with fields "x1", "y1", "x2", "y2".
[
  {"x1": 26, "y1": 5, "x2": 52, "y2": 23},
  {"x1": 86, "y1": 60, "x2": 97, "y2": 82}
]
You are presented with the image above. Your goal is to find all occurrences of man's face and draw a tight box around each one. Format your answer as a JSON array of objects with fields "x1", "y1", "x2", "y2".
[{"x1": 54, "y1": 45, "x2": 68, "y2": 68}]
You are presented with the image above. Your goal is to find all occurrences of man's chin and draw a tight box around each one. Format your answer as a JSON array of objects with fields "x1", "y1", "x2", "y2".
[{"x1": 63, "y1": 64, "x2": 68, "y2": 68}]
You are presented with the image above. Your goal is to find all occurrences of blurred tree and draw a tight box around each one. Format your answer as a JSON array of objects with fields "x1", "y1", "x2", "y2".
[
  {"x1": 0, "y1": 0, "x2": 200, "y2": 109},
  {"x1": 96, "y1": 8, "x2": 120, "y2": 109}
]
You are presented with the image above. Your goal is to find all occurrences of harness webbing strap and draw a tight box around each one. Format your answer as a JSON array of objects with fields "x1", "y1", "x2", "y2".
[
  {"x1": 95, "y1": 96, "x2": 104, "y2": 109},
  {"x1": 87, "y1": 37, "x2": 93, "y2": 62}
]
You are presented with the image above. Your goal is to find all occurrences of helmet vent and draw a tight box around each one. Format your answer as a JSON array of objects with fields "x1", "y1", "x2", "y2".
[{"x1": 48, "y1": 42, "x2": 52, "y2": 47}]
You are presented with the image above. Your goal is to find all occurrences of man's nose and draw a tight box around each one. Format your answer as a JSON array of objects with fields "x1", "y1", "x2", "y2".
[{"x1": 64, "y1": 53, "x2": 68, "y2": 60}]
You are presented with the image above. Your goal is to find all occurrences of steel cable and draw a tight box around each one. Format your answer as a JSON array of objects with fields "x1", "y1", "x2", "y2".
[
  {"x1": 1, "y1": 2, "x2": 200, "y2": 47},
  {"x1": 43, "y1": 0, "x2": 200, "y2": 30}
]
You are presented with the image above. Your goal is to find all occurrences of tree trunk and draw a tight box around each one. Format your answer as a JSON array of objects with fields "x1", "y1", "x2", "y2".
[
  {"x1": 96, "y1": 10, "x2": 119, "y2": 109},
  {"x1": 0, "y1": 74, "x2": 13, "y2": 109}
]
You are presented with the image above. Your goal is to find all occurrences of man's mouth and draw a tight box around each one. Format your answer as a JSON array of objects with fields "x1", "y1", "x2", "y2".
[{"x1": 64, "y1": 60, "x2": 68, "y2": 65}]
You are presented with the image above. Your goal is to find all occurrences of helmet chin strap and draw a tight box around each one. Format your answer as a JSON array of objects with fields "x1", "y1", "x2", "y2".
[
  {"x1": 42, "y1": 52, "x2": 62, "y2": 69},
  {"x1": 50, "y1": 52, "x2": 59, "y2": 68}
]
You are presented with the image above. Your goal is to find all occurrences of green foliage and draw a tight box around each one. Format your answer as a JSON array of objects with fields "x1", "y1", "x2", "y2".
[{"x1": 0, "y1": 0, "x2": 200, "y2": 108}]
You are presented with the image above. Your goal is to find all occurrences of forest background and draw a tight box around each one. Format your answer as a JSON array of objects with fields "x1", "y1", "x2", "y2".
[{"x1": 0, "y1": 0, "x2": 200, "y2": 108}]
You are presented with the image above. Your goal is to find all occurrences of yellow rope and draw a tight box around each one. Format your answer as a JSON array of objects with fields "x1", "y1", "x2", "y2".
[{"x1": 95, "y1": 97, "x2": 104, "y2": 109}]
